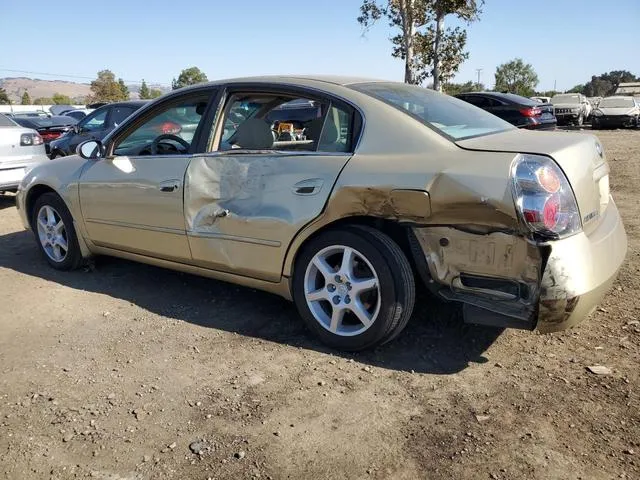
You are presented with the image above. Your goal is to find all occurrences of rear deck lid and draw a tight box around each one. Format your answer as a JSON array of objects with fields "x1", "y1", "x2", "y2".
[{"x1": 456, "y1": 129, "x2": 609, "y2": 234}]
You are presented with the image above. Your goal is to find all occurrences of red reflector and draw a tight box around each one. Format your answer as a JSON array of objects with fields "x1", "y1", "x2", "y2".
[
  {"x1": 520, "y1": 107, "x2": 541, "y2": 117},
  {"x1": 543, "y1": 196, "x2": 560, "y2": 229}
]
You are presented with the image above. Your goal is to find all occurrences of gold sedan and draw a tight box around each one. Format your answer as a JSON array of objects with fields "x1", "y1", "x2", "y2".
[{"x1": 16, "y1": 76, "x2": 627, "y2": 350}]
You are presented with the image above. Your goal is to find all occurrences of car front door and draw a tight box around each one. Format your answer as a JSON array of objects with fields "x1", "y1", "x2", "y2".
[
  {"x1": 184, "y1": 88, "x2": 361, "y2": 282},
  {"x1": 78, "y1": 89, "x2": 217, "y2": 261}
]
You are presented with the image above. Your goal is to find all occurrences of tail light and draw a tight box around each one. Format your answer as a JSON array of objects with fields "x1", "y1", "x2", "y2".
[
  {"x1": 40, "y1": 131, "x2": 62, "y2": 141},
  {"x1": 511, "y1": 154, "x2": 581, "y2": 239},
  {"x1": 20, "y1": 133, "x2": 44, "y2": 146},
  {"x1": 520, "y1": 107, "x2": 542, "y2": 117},
  {"x1": 156, "y1": 121, "x2": 182, "y2": 135}
]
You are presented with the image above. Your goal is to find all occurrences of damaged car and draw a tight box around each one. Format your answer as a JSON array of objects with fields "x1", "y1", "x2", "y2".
[
  {"x1": 16, "y1": 76, "x2": 627, "y2": 350},
  {"x1": 591, "y1": 96, "x2": 640, "y2": 129}
]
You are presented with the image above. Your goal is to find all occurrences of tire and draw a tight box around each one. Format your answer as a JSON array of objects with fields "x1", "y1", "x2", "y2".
[
  {"x1": 31, "y1": 192, "x2": 83, "y2": 270},
  {"x1": 50, "y1": 151, "x2": 64, "y2": 160},
  {"x1": 292, "y1": 225, "x2": 415, "y2": 350},
  {"x1": 576, "y1": 114, "x2": 584, "y2": 127}
]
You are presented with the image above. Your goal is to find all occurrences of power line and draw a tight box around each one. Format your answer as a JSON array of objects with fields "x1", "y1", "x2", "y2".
[{"x1": 0, "y1": 68, "x2": 170, "y2": 86}]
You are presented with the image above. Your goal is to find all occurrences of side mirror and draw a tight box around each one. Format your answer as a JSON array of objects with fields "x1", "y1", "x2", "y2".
[{"x1": 77, "y1": 140, "x2": 103, "y2": 160}]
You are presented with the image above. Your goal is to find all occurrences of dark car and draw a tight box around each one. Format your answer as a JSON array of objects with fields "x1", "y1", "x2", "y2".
[
  {"x1": 48, "y1": 100, "x2": 147, "y2": 158},
  {"x1": 11, "y1": 115, "x2": 78, "y2": 154},
  {"x1": 455, "y1": 92, "x2": 557, "y2": 130}
]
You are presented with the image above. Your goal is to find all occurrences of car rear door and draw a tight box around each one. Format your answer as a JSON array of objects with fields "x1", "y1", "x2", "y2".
[
  {"x1": 184, "y1": 87, "x2": 361, "y2": 282},
  {"x1": 78, "y1": 89, "x2": 218, "y2": 261},
  {"x1": 67, "y1": 107, "x2": 110, "y2": 154}
]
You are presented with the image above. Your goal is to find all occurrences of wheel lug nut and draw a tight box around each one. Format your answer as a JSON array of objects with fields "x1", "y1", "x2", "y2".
[
  {"x1": 346, "y1": 282, "x2": 352, "y2": 291},
  {"x1": 327, "y1": 284, "x2": 336, "y2": 292},
  {"x1": 332, "y1": 296, "x2": 340, "y2": 305},
  {"x1": 344, "y1": 296, "x2": 351, "y2": 304},
  {"x1": 334, "y1": 275, "x2": 342, "y2": 283}
]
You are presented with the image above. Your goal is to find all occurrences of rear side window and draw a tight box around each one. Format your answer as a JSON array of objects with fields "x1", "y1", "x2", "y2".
[
  {"x1": 353, "y1": 82, "x2": 513, "y2": 140},
  {"x1": 0, "y1": 114, "x2": 16, "y2": 127},
  {"x1": 215, "y1": 93, "x2": 354, "y2": 153},
  {"x1": 110, "y1": 106, "x2": 136, "y2": 127}
]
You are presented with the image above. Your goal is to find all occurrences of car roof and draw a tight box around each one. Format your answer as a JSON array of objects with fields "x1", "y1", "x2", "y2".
[{"x1": 105, "y1": 100, "x2": 148, "y2": 108}]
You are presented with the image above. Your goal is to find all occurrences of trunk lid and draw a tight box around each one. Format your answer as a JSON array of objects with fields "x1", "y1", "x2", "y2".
[
  {"x1": 456, "y1": 129, "x2": 609, "y2": 234},
  {"x1": 0, "y1": 126, "x2": 27, "y2": 160}
]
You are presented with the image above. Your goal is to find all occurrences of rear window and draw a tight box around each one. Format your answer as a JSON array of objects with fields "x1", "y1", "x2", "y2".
[
  {"x1": 352, "y1": 82, "x2": 513, "y2": 140},
  {"x1": 498, "y1": 93, "x2": 538, "y2": 106},
  {"x1": 0, "y1": 114, "x2": 17, "y2": 127}
]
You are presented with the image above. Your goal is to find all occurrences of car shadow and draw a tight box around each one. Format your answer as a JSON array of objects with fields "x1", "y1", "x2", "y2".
[
  {"x1": 0, "y1": 194, "x2": 16, "y2": 210},
  {"x1": 0, "y1": 229, "x2": 503, "y2": 374}
]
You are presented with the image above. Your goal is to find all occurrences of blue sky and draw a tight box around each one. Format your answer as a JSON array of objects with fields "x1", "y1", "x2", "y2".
[{"x1": 1, "y1": 0, "x2": 638, "y2": 92}]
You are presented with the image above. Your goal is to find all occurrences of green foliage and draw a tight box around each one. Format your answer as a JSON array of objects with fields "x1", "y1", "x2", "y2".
[
  {"x1": 139, "y1": 80, "x2": 151, "y2": 99},
  {"x1": 358, "y1": 0, "x2": 483, "y2": 89},
  {"x1": 21, "y1": 91, "x2": 31, "y2": 105},
  {"x1": 89, "y1": 70, "x2": 129, "y2": 102},
  {"x1": 148, "y1": 88, "x2": 163, "y2": 99},
  {"x1": 172, "y1": 67, "x2": 208, "y2": 90},
  {"x1": 0, "y1": 87, "x2": 9, "y2": 104},
  {"x1": 52, "y1": 93, "x2": 73, "y2": 105},
  {"x1": 444, "y1": 80, "x2": 484, "y2": 95},
  {"x1": 578, "y1": 70, "x2": 639, "y2": 97},
  {"x1": 566, "y1": 84, "x2": 585, "y2": 94},
  {"x1": 34, "y1": 97, "x2": 53, "y2": 105},
  {"x1": 118, "y1": 79, "x2": 129, "y2": 100},
  {"x1": 494, "y1": 58, "x2": 539, "y2": 97}
]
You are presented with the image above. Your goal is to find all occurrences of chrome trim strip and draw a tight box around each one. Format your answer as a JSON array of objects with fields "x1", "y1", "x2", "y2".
[
  {"x1": 187, "y1": 230, "x2": 281, "y2": 247},
  {"x1": 85, "y1": 218, "x2": 185, "y2": 235}
]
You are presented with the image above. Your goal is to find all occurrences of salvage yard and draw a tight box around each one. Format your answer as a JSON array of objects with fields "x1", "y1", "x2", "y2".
[{"x1": 0, "y1": 129, "x2": 638, "y2": 480}]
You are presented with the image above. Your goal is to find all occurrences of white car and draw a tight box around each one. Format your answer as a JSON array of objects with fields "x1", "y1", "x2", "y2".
[
  {"x1": 0, "y1": 114, "x2": 49, "y2": 193},
  {"x1": 531, "y1": 96, "x2": 551, "y2": 104}
]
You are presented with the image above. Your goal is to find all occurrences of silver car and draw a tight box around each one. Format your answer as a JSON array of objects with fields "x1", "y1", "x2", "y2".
[{"x1": 0, "y1": 114, "x2": 49, "y2": 193}]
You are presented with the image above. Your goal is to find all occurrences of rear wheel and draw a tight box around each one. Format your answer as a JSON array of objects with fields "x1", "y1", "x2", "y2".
[
  {"x1": 31, "y1": 192, "x2": 83, "y2": 270},
  {"x1": 292, "y1": 226, "x2": 415, "y2": 350},
  {"x1": 576, "y1": 114, "x2": 584, "y2": 127}
]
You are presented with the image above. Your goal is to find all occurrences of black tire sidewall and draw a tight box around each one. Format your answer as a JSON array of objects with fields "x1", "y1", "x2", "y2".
[
  {"x1": 292, "y1": 228, "x2": 406, "y2": 351},
  {"x1": 31, "y1": 192, "x2": 82, "y2": 270}
]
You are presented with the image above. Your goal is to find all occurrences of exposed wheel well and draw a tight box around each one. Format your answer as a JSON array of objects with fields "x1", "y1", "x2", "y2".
[
  {"x1": 25, "y1": 185, "x2": 58, "y2": 228},
  {"x1": 290, "y1": 216, "x2": 419, "y2": 279}
]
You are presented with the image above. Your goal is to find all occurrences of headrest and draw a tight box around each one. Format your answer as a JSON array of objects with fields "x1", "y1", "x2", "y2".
[{"x1": 232, "y1": 118, "x2": 273, "y2": 150}]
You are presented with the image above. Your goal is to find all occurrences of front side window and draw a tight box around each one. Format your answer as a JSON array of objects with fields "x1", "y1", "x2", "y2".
[
  {"x1": 113, "y1": 96, "x2": 210, "y2": 156},
  {"x1": 110, "y1": 106, "x2": 136, "y2": 127},
  {"x1": 214, "y1": 93, "x2": 353, "y2": 153},
  {"x1": 80, "y1": 109, "x2": 108, "y2": 132},
  {"x1": 354, "y1": 82, "x2": 513, "y2": 141}
]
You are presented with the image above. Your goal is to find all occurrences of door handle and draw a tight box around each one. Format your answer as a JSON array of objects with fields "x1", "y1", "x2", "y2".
[
  {"x1": 159, "y1": 180, "x2": 181, "y2": 192},
  {"x1": 293, "y1": 178, "x2": 324, "y2": 196}
]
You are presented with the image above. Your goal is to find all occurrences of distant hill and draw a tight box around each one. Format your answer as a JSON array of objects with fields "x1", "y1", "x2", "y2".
[{"x1": 0, "y1": 77, "x2": 170, "y2": 103}]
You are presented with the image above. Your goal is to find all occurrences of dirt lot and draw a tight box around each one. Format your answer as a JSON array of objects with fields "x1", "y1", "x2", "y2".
[{"x1": 0, "y1": 129, "x2": 638, "y2": 480}]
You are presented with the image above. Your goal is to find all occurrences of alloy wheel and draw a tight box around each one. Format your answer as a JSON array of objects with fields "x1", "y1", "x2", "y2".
[{"x1": 36, "y1": 205, "x2": 68, "y2": 263}]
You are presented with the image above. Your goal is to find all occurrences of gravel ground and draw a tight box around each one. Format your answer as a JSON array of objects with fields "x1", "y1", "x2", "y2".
[{"x1": 0, "y1": 129, "x2": 638, "y2": 480}]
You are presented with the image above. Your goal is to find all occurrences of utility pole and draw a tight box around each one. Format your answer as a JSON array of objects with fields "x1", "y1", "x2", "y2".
[{"x1": 475, "y1": 68, "x2": 483, "y2": 90}]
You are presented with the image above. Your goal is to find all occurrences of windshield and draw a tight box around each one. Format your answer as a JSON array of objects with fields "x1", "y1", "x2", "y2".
[
  {"x1": 551, "y1": 94, "x2": 581, "y2": 104},
  {"x1": 598, "y1": 97, "x2": 635, "y2": 108},
  {"x1": 351, "y1": 82, "x2": 513, "y2": 140}
]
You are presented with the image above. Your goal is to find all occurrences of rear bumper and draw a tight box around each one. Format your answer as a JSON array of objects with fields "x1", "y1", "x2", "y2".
[{"x1": 536, "y1": 197, "x2": 627, "y2": 332}]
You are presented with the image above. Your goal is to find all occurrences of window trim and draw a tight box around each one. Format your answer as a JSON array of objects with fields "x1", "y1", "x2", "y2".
[
  {"x1": 207, "y1": 83, "x2": 363, "y2": 156},
  {"x1": 105, "y1": 87, "x2": 221, "y2": 158}
]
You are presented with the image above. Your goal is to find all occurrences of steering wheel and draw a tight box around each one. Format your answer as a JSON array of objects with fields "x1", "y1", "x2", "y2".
[{"x1": 150, "y1": 134, "x2": 190, "y2": 155}]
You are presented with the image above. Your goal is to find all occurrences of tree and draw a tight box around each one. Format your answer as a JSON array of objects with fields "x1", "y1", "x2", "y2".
[
  {"x1": 21, "y1": 91, "x2": 31, "y2": 105},
  {"x1": 577, "y1": 70, "x2": 639, "y2": 97},
  {"x1": 34, "y1": 97, "x2": 53, "y2": 105},
  {"x1": 0, "y1": 87, "x2": 9, "y2": 105},
  {"x1": 148, "y1": 88, "x2": 163, "y2": 99},
  {"x1": 443, "y1": 80, "x2": 483, "y2": 95},
  {"x1": 139, "y1": 80, "x2": 151, "y2": 99},
  {"x1": 52, "y1": 93, "x2": 72, "y2": 105},
  {"x1": 172, "y1": 67, "x2": 208, "y2": 90},
  {"x1": 118, "y1": 79, "x2": 129, "y2": 100},
  {"x1": 494, "y1": 58, "x2": 539, "y2": 97},
  {"x1": 567, "y1": 84, "x2": 585, "y2": 94},
  {"x1": 89, "y1": 70, "x2": 128, "y2": 102},
  {"x1": 358, "y1": 0, "x2": 483, "y2": 89}
]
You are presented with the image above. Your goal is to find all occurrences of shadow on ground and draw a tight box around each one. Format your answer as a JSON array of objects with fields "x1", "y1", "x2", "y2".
[
  {"x1": 0, "y1": 229, "x2": 503, "y2": 374},
  {"x1": 0, "y1": 194, "x2": 16, "y2": 210}
]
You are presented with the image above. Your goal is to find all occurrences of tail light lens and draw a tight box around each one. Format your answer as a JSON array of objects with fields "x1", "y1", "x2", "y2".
[
  {"x1": 156, "y1": 121, "x2": 182, "y2": 135},
  {"x1": 20, "y1": 133, "x2": 44, "y2": 146},
  {"x1": 511, "y1": 154, "x2": 581, "y2": 239},
  {"x1": 520, "y1": 107, "x2": 542, "y2": 117}
]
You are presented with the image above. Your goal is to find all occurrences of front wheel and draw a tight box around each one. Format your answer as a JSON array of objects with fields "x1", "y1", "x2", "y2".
[
  {"x1": 292, "y1": 226, "x2": 415, "y2": 350},
  {"x1": 31, "y1": 192, "x2": 83, "y2": 270},
  {"x1": 576, "y1": 114, "x2": 584, "y2": 127}
]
